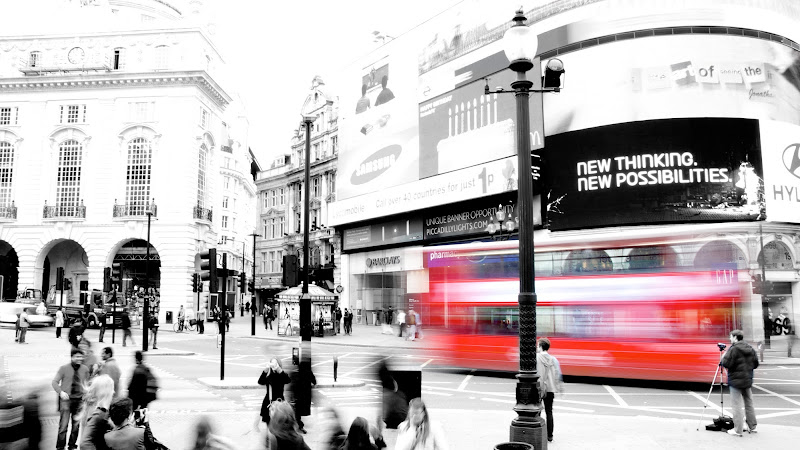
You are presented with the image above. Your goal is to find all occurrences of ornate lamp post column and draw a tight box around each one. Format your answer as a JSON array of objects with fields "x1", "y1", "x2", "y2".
[{"x1": 143, "y1": 201, "x2": 156, "y2": 352}]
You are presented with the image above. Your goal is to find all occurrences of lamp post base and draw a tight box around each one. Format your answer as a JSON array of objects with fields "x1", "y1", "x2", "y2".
[{"x1": 511, "y1": 415, "x2": 547, "y2": 449}]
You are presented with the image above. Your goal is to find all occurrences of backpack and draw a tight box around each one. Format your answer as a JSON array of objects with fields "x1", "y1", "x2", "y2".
[{"x1": 144, "y1": 366, "x2": 159, "y2": 401}]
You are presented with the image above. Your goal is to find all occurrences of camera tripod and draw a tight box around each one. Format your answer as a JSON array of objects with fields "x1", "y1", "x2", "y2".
[{"x1": 697, "y1": 343, "x2": 731, "y2": 431}]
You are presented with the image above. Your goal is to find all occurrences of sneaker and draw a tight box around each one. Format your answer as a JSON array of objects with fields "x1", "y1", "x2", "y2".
[
  {"x1": 727, "y1": 430, "x2": 742, "y2": 437},
  {"x1": 747, "y1": 428, "x2": 757, "y2": 434}
]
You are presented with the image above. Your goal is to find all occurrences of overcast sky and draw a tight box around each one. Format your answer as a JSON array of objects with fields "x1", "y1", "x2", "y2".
[{"x1": 208, "y1": 0, "x2": 463, "y2": 166}]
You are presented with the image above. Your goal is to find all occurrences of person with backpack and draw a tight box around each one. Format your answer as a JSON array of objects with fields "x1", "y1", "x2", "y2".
[
  {"x1": 536, "y1": 337, "x2": 564, "y2": 443},
  {"x1": 128, "y1": 351, "x2": 157, "y2": 412}
]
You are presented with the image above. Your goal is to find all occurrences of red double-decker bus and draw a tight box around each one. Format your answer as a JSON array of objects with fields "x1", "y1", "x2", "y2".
[{"x1": 422, "y1": 237, "x2": 742, "y2": 382}]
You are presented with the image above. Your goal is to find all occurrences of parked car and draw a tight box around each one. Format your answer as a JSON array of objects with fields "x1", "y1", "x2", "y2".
[{"x1": 0, "y1": 303, "x2": 53, "y2": 327}]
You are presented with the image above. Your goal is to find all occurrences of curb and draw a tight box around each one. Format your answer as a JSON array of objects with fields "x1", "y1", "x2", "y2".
[{"x1": 196, "y1": 376, "x2": 365, "y2": 389}]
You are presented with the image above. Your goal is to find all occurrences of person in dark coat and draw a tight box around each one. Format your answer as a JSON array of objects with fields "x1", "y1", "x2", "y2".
[
  {"x1": 121, "y1": 311, "x2": 134, "y2": 347},
  {"x1": 127, "y1": 351, "x2": 153, "y2": 411},
  {"x1": 288, "y1": 362, "x2": 316, "y2": 434},
  {"x1": 721, "y1": 329, "x2": 759, "y2": 436},
  {"x1": 257, "y1": 357, "x2": 291, "y2": 424},
  {"x1": 68, "y1": 322, "x2": 84, "y2": 349}
]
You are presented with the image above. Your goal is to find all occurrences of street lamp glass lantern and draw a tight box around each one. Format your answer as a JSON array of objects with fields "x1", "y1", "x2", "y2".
[{"x1": 502, "y1": 11, "x2": 537, "y2": 69}]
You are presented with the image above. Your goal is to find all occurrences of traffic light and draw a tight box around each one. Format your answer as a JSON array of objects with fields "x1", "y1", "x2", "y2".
[
  {"x1": 64, "y1": 278, "x2": 72, "y2": 291},
  {"x1": 200, "y1": 248, "x2": 218, "y2": 292},
  {"x1": 239, "y1": 272, "x2": 246, "y2": 292},
  {"x1": 55, "y1": 267, "x2": 65, "y2": 290},
  {"x1": 111, "y1": 263, "x2": 121, "y2": 291},
  {"x1": 103, "y1": 267, "x2": 112, "y2": 292},
  {"x1": 282, "y1": 255, "x2": 298, "y2": 287},
  {"x1": 191, "y1": 273, "x2": 199, "y2": 293},
  {"x1": 248, "y1": 279, "x2": 255, "y2": 294}
]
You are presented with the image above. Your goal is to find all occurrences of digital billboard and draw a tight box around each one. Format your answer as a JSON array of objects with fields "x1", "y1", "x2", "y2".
[
  {"x1": 543, "y1": 118, "x2": 764, "y2": 230},
  {"x1": 759, "y1": 120, "x2": 800, "y2": 224}
]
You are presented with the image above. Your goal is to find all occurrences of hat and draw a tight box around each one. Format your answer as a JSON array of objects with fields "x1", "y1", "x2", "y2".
[{"x1": 71, "y1": 348, "x2": 84, "y2": 357}]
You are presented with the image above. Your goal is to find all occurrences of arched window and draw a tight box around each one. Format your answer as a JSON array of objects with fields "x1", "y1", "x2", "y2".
[
  {"x1": 197, "y1": 144, "x2": 208, "y2": 209},
  {"x1": 125, "y1": 138, "x2": 152, "y2": 215},
  {"x1": 0, "y1": 141, "x2": 13, "y2": 208},
  {"x1": 57, "y1": 139, "x2": 83, "y2": 214},
  {"x1": 759, "y1": 241, "x2": 793, "y2": 270}
]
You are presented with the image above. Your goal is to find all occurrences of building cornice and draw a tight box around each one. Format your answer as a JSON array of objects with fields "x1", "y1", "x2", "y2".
[{"x1": 0, "y1": 70, "x2": 231, "y2": 108}]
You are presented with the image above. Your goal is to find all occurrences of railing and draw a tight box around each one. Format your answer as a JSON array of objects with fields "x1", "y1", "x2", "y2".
[
  {"x1": 113, "y1": 202, "x2": 158, "y2": 218},
  {"x1": 0, "y1": 201, "x2": 17, "y2": 219},
  {"x1": 43, "y1": 203, "x2": 86, "y2": 219},
  {"x1": 193, "y1": 205, "x2": 213, "y2": 221}
]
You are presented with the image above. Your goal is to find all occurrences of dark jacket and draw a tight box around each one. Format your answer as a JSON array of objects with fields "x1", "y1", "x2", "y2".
[
  {"x1": 722, "y1": 340, "x2": 759, "y2": 389},
  {"x1": 80, "y1": 407, "x2": 112, "y2": 450},
  {"x1": 121, "y1": 313, "x2": 131, "y2": 330},
  {"x1": 104, "y1": 423, "x2": 145, "y2": 450},
  {"x1": 258, "y1": 369, "x2": 291, "y2": 420},
  {"x1": 128, "y1": 364, "x2": 151, "y2": 409},
  {"x1": 52, "y1": 362, "x2": 90, "y2": 400}
]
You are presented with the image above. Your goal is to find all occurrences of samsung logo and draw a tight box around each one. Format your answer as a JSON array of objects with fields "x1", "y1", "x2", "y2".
[
  {"x1": 350, "y1": 144, "x2": 401, "y2": 185},
  {"x1": 366, "y1": 256, "x2": 401, "y2": 268}
]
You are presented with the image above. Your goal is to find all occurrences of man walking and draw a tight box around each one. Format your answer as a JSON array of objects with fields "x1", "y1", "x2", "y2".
[
  {"x1": 17, "y1": 309, "x2": 29, "y2": 344},
  {"x1": 128, "y1": 351, "x2": 155, "y2": 412},
  {"x1": 55, "y1": 307, "x2": 65, "y2": 339},
  {"x1": 240, "y1": 302, "x2": 244, "y2": 317},
  {"x1": 121, "y1": 310, "x2": 134, "y2": 347},
  {"x1": 98, "y1": 309, "x2": 107, "y2": 343},
  {"x1": 335, "y1": 307, "x2": 343, "y2": 334},
  {"x1": 245, "y1": 301, "x2": 250, "y2": 315},
  {"x1": 197, "y1": 306, "x2": 206, "y2": 334},
  {"x1": 721, "y1": 329, "x2": 759, "y2": 437},
  {"x1": 148, "y1": 310, "x2": 159, "y2": 350},
  {"x1": 52, "y1": 349, "x2": 89, "y2": 450},
  {"x1": 537, "y1": 337, "x2": 564, "y2": 443},
  {"x1": 266, "y1": 305, "x2": 274, "y2": 330},
  {"x1": 97, "y1": 346, "x2": 122, "y2": 399},
  {"x1": 397, "y1": 309, "x2": 406, "y2": 338}
]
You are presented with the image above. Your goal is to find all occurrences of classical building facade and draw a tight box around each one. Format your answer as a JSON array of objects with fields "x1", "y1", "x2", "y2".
[
  {"x1": 0, "y1": 0, "x2": 253, "y2": 323},
  {"x1": 254, "y1": 77, "x2": 340, "y2": 309}
]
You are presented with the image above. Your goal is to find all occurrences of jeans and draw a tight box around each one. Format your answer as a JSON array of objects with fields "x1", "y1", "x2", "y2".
[
  {"x1": 56, "y1": 399, "x2": 81, "y2": 450},
  {"x1": 543, "y1": 391, "x2": 555, "y2": 440},
  {"x1": 123, "y1": 328, "x2": 134, "y2": 346},
  {"x1": 150, "y1": 328, "x2": 158, "y2": 348},
  {"x1": 56, "y1": 326, "x2": 62, "y2": 338},
  {"x1": 729, "y1": 385, "x2": 757, "y2": 434},
  {"x1": 99, "y1": 326, "x2": 105, "y2": 342},
  {"x1": 17, "y1": 327, "x2": 26, "y2": 343}
]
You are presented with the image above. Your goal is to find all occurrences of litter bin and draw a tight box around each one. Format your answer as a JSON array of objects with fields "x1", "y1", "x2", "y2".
[
  {"x1": 165, "y1": 311, "x2": 173, "y2": 324},
  {"x1": 494, "y1": 444, "x2": 534, "y2": 450}
]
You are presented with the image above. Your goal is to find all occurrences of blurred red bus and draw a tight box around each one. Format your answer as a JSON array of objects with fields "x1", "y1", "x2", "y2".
[{"x1": 422, "y1": 238, "x2": 742, "y2": 382}]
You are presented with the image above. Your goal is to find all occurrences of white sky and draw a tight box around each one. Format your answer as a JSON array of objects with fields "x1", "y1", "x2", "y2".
[{"x1": 207, "y1": 0, "x2": 463, "y2": 166}]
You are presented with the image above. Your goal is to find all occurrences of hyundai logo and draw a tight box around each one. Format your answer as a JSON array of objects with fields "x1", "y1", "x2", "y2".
[{"x1": 783, "y1": 143, "x2": 800, "y2": 179}]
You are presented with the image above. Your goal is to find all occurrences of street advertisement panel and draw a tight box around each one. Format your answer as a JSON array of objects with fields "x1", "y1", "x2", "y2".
[
  {"x1": 343, "y1": 219, "x2": 424, "y2": 251},
  {"x1": 759, "y1": 120, "x2": 800, "y2": 223},
  {"x1": 543, "y1": 118, "x2": 763, "y2": 230}
]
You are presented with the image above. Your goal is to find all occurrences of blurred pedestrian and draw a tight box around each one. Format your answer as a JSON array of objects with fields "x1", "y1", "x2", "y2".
[
  {"x1": 397, "y1": 310, "x2": 406, "y2": 338},
  {"x1": 192, "y1": 416, "x2": 239, "y2": 450},
  {"x1": 321, "y1": 407, "x2": 346, "y2": 450},
  {"x1": 79, "y1": 374, "x2": 114, "y2": 450},
  {"x1": 288, "y1": 363, "x2": 316, "y2": 434},
  {"x1": 128, "y1": 351, "x2": 156, "y2": 411},
  {"x1": 14, "y1": 312, "x2": 20, "y2": 342},
  {"x1": 413, "y1": 310, "x2": 423, "y2": 340},
  {"x1": 225, "y1": 308, "x2": 232, "y2": 332},
  {"x1": 104, "y1": 397, "x2": 165, "y2": 450},
  {"x1": 395, "y1": 398, "x2": 448, "y2": 450},
  {"x1": 197, "y1": 306, "x2": 206, "y2": 334},
  {"x1": 340, "y1": 416, "x2": 386, "y2": 450},
  {"x1": 266, "y1": 401, "x2": 311, "y2": 450},
  {"x1": 56, "y1": 307, "x2": 65, "y2": 338},
  {"x1": 721, "y1": 329, "x2": 759, "y2": 437},
  {"x1": 537, "y1": 337, "x2": 564, "y2": 443},
  {"x1": 258, "y1": 357, "x2": 291, "y2": 425},
  {"x1": 79, "y1": 337, "x2": 99, "y2": 376},
  {"x1": 96, "y1": 347, "x2": 122, "y2": 400},
  {"x1": 240, "y1": 302, "x2": 245, "y2": 317},
  {"x1": 0, "y1": 380, "x2": 42, "y2": 450},
  {"x1": 335, "y1": 307, "x2": 343, "y2": 334},
  {"x1": 406, "y1": 309, "x2": 417, "y2": 341},
  {"x1": 18, "y1": 309, "x2": 29, "y2": 344},
  {"x1": 246, "y1": 301, "x2": 251, "y2": 315},
  {"x1": 121, "y1": 310, "x2": 134, "y2": 347},
  {"x1": 52, "y1": 348, "x2": 90, "y2": 450},
  {"x1": 98, "y1": 309, "x2": 107, "y2": 343}
]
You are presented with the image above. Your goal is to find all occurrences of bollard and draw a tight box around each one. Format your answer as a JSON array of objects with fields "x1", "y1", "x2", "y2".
[{"x1": 333, "y1": 355, "x2": 338, "y2": 382}]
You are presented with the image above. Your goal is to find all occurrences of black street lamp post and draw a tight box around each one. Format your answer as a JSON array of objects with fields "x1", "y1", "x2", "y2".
[
  {"x1": 485, "y1": 10, "x2": 565, "y2": 448},
  {"x1": 298, "y1": 114, "x2": 315, "y2": 417},
  {"x1": 250, "y1": 231, "x2": 261, "y2": 336},
  {"x1": 143, "y1": 200, "x2": 156, "y2": 352}
]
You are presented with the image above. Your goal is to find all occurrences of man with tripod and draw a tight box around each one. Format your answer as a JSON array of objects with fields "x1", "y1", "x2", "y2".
[{"x1": 721, "y1": 329, "x2": 759, "y2": 437}]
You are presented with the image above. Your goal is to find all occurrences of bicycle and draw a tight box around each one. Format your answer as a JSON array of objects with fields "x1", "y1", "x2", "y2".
[{"x1": 173, "y1": 318, "x2": 196, "y2": 333}]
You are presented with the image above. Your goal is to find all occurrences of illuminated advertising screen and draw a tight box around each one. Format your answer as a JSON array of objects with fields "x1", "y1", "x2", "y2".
[
  {"x1": 543, "y1": 118, "x2": 764, "y2": 230},
  {"x1": 758, "y1": 120, "x2": 800, "y2": 224}
]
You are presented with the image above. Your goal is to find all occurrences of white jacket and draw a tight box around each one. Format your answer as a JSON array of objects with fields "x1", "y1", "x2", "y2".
[{"x1": 395, "y1": 420, "x2": 448, "y2": 450}]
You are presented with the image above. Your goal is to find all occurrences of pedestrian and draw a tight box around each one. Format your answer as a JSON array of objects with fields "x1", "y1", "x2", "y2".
[
  {"x1": 287, "y1": 363, "x2": 316, "y2": 434},
  {"x1": 387, "y1": 306, "x2": 394, "y2": 328},
  {"x1": 98, "y1": 309, "x2": 107, "y2": 343},
  {"x1": 197, "y1": 305, "x2": 206, "y2": 334},
  {"x1": 318, "y1": 312, "x2": 325, "y2": 337},
  {"x1": 397, "y1": 309, "x2": 406, "y2": 338},
  {"x1": 344, "y1": 309, "x2": 353, "y2": 335},
  {"x1": 406, "y1": 309, "x2": 417, "y2": 341},
  {"x1": 0, "y1": 382, "x2": 42, "y2": 449},
  {"x1": 395, "y1": 398, "x2": 448, "y2": 450},
  {"x1": 68, "y1": 321, "x2": 84, "y2": 349},
  {"x1": 56, "y1": 307, "x2": 65, "y2": 338},
  {"x1": 257, "y1": 357, "x2": 291, "y2": 425},
  {"x1": 18, "y1": 308, "x2": 29, "y2": 344},
  {"x1": 414, "y1": 310, "x2": 423, "y2": 340},
  {"x1": 340, "y1": 416, "x2": 386, "y2": 450},
  {"x1": 246, "y1": 301, "x2": 251, "y2": 316},
  {"x1": 225, "y1": 308, "x2": 232, "y2": 332},
  {"x1": 721, "y1": 329, "x2": 759, "y2": 436},
  {"x1": 121, "y1": 310, "x2": 134, "y2": 347},
  {"x1": 192, "y1": 416, "x2": 239, "y2": 450},
  {"x1": 266, "y1": 401, "x2": 311, "y2": 450},
  {"x1": 79, "y1": 337, "x2": 100, "y2": 376},
  {"x1": 52, "y1": 348, "x2": 90, "y2": 450},
  {"x1": 178, "y1": 305, "x2": 186, "y2": 332},
  {"x1": 104, "y1": 397, "x2": 165, "y2": 450},
  {"x1": 128, "y1": 351, "x2": 155, "y2": 411},
  {"x1": 79, "y1": 374, "x2": 114, "y2": 450},
  {"x1": 14, "y1": 312, "x2": 20, "y2": 342},
  {"x1": 335, "y1": 307, "x2": 343, "y2": 334},
  {"x1": 537, "y1": 337, "x2": 564, "y2": 443},
  {"x1": 96, "y1": 346, "x2": 122, "y2": 400},
  {"x1": 148, "y1": 310, "x2": 159, "y2": 350},
  {"x1": 267, "y1": 305, "x2": 275, "y2": 330},
  {"x1": 321, "y1": 407, "x2": 346, "y2": 450},
  {"x1": 240, "y1": 302, "x2": 245, "y2": 317}
]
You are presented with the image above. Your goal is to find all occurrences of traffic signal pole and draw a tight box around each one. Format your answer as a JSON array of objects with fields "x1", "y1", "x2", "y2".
[{"x1": 220, "y1": 253, "x2": 227, "y2": 381}]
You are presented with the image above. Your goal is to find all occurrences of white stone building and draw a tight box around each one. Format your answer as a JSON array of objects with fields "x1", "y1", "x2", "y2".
[
  {"x1": 0, "y1": 0, "x2": 254, "y2": 324},
  {"x1": 254, "y1": 76, "x2": 340, "y2": 309}
]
